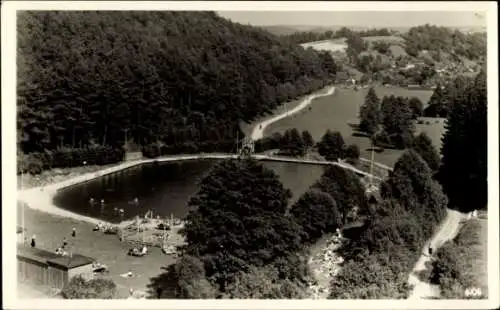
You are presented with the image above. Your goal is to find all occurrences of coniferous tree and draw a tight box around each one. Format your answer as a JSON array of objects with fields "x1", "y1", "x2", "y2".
[
  {"x1": 424, "y1": 82, "x2": 445, "y2": 117},
  {"x1": 412, "y1": 132, "x2": 441, "y2": 172},
  {"x1": 381, "y1": 149, "x2": 448, "y2": 228},
  {"x1": 301, "y1": 130, "x2": 314, "y2": 151},
  {"x1": 359, "y1": 87, "x2": 382, "y2": 134},
  {"x1": 438, "y1": 70, "x2": 487, "y2": 213}
]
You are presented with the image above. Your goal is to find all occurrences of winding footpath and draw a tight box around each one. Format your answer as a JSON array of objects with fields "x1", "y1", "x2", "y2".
[
  {"x1": 408, "y1": 209, "x2": 466, "y2": 299},
  {"x1": 251, "y1": 86, "x2": 335, "y2": 140}
]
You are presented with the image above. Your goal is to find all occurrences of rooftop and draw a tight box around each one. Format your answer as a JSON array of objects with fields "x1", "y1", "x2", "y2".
[{"x1": 17, "y1": 245, "x2": 95, "y2": 270}]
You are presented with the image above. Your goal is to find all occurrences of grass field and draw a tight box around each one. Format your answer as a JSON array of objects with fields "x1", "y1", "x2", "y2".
[
  {"x1": 263, "y1": 86, "x2": 444, "y2": 168},
  {"x1": 301, "y1": 35, "x2": 406, "y2": 57},
  {"x1": 17, "y1": 204, "x2": 176, "y2": 298},
  {"x1": 240, "y1": 87, "x2": 332, "y2": 138},
  {"x1": 453, "y1": 216, "x2": 488, "y2": 298},
  {"x1": 300, "y1": 40, "x2": 347, "y2": 53}
]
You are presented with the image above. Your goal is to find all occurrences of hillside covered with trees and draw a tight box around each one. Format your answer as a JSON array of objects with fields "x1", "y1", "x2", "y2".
[
  {"x1": 403, "y1": 24, "x2": 486, "y2": 61},
  {"x1": 17, "y1": 11, "x2": 337, "y2": 170}
]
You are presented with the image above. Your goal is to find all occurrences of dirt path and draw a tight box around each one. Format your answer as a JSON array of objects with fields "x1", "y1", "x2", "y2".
[
  {"x1": 250, "y1": 86, "x2": 336, "y2": 141},
  {"x1": 408, "y1": 209, "x2": 465, "y2": 299}
]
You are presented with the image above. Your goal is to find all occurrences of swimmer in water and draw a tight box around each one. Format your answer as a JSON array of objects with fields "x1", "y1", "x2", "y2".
[
  {"x1": 133, "y1": 197, "x2": 139, "y2": 204},
  {"x1": 89, "y1": 197, "x2": 94, "y2": 204},
  {"x1": 100, "y1": 199, "x2": 105, "y2": 204}
]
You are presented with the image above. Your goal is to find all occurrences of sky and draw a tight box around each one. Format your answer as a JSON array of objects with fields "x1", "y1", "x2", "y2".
[{"x1": 217, "y1": 11, "x2": 486, "y2": 28}]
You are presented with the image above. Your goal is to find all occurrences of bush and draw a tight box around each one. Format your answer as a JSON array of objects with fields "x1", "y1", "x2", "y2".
[
  {"x1": 62, "y1": 275, "x2": 116, "y2": 299},
  {"x1": 344, "y1": 144, "x2": 360, "y2": 164}
]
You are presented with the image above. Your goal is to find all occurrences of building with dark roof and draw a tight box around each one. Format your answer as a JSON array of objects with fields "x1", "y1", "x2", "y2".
[{"x1": 17, "y1": 245, "x2": 95, "y2": 290}]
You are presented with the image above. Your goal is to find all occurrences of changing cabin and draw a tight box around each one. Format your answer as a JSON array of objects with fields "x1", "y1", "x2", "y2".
[{"x1": 17, "y1": 245, "x2": 95, "y2": 290}]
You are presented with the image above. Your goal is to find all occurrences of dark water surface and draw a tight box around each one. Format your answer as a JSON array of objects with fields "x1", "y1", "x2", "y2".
[{"x1": 53, "y1": 159, "x2": 325, "y2": 223}]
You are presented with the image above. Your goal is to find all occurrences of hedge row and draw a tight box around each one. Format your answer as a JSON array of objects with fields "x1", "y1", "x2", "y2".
[
  {"x1": 141, "y1": 140, "x2": 236, "y2": 158},
  {"x1": 18, "y1": 146, "x2": 125, "y2": 175},
  {"x1": 372, "y1": 130, "x2": 414, "y2": 150}
]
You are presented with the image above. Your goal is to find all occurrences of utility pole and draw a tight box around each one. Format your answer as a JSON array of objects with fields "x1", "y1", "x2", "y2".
[
  {"x1": 369, "y1": 140, "x2": 375, "y2": 188},
  {"x1": 124, "y1": 128, "x2": 129, "y2": 151},
  {"x1": 236, "y1": 131, "x2": 239, "y2": 154}
]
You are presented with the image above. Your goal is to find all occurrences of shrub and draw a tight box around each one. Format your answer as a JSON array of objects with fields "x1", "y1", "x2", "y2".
[
  {"x1": 62, "y1": 275, "x2": 117, "y2": 299},
  {"x1": 344, "y1": 144, "x2": 360, "y2": 164}
]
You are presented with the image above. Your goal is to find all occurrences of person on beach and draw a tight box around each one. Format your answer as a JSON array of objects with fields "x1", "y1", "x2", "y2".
[
  {"x1": 30, "y1": 235, "x2": 36, "y2": 248},
  {"x1": 72, "y1": 227, "x2": 76, "y2": 237},
  {"x1": 428, "y1": 246, "x2": 433, "y2": 255},
  {"x1": 62, "y1": 237, "x2": 68, "y2": 248}
]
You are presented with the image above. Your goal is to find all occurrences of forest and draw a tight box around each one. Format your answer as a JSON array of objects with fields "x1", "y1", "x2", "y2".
[
  {"x1": 17, "y1": 11, "x2": 337, "y2": 169},
  {"x1": 403, "y1": 24, "x2": 486, "y2": 60}
]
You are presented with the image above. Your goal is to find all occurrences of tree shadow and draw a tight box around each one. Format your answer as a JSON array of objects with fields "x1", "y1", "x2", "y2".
[
  {"x1": 352, "y1": 131, "x2": 371, "y2": 138},
  {"x1": 365, "y1": 147, "x2": 385, "y2": 153},
  {"x1": 146, "y1": 265, "x2": 177, "y2": 299},
  {"x1": 348, "y1": 123, "x2": 361, "y2": 131}
]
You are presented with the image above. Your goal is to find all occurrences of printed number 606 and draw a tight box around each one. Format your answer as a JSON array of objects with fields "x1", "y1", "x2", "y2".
[{"x1": 464, "y1": 287, "x2": 482, "y2": 298}]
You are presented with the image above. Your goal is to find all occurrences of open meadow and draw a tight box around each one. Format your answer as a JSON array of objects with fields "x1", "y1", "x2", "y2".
[{"x1": 264, "y1": 86, "x2": 444, "y2": 167}]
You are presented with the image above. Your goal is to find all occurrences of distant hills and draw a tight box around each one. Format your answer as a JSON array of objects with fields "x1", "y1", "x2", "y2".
[{"x1": 263, "y1": 24, "x2": 486, "y2": 36}]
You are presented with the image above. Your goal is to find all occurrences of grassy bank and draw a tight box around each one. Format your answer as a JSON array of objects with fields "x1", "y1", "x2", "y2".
[
  {"x1": 18, "y1": 163, "x2": 122, "y2": 190},
  {"x1": 263, "y1": 86, "x2": 444, "y2": 168},
  {"x1": 430, "y1": 215, "x2": 488, "y2": 299}
]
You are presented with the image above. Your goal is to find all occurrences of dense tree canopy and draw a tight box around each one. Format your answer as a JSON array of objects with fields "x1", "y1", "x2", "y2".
[
  {"x1": 346, "y1": 32, "x2": 369, "y2": 62},
  {"x1": 313, "y1": 165, "x2": 368, "y2": 224},
  {"x1": 290, "y1": 189, "x2": 342, "y2": 244},
  {"x1": 425, "y1": 76, "x2": 473, "y2": 118},
  {"x1": 403, "y1": 24, "x2": 486, "y2": 60},
  {"x1": 438, "y1": 70, "x2": 487, "y2": 212},
  {"x1": 330, "y1": 149, "x2": 448, "y2": 299},
  {"x1": 280, "y1": 128, "x2": 306, "y2": 157},
  {"x1": 18, "y1": 11, "x2": 336, "y2": 155},
  {"x1": 222, "y1": 265, "x2": 308, "y2": 299},
  {"x1": 408, "y1": 97, "x2": 424, "y2": 119},
  {"x1": 381, "y1": 150, "x2": 448, "y2": 230},
  {"x1": 179, "y1": 159, "x2": 304, "y2": 291},
  {"x1": 411, "y1": 132, "x2": 441, "y2": 172},
  {"x1": 373, "y1": 95, "x2": 415, "y2": 149},
  {"x1": 317, "y1": 130, "x2": 346, "y2": 161},
  {"x1": 61, "y1": 276, "x2": 117, "y2": 299},
  {"x1": 154, "y1": 255, "x2": 218, "y2": 299}
]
